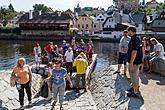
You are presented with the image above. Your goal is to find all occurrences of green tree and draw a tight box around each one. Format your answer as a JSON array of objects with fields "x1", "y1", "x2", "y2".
[
  {"x1": 33, "y1": 4, "x2": 53, "y2": 13},
  {"x1": 0, "y1": 5, "x2": 16, "y2": 27}
]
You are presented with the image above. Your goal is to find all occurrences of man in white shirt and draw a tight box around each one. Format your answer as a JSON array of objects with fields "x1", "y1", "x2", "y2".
[
  {"x1": 115, "y1": 30, "x2": 131, "y2": 75},
  {"x1": 147, "y1": 38, "x2": 165, "y2": 73},
  {"x1": 64, "y1": 47, "x2": 74, "y2": 76}
]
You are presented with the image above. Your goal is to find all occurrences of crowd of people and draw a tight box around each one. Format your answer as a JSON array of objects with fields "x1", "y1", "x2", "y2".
[
  {"x1": 10, "y1": 26, "x2": 165, "y2": 109},
  {"x1": 116, "y1": 27, "x2": 165, "y2": 98},
  {"x1": 11, "y1": 38, "x2": 94, "y2": 110}
]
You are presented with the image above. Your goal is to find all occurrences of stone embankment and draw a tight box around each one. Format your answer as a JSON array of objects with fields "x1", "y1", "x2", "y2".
[
  {"x1": 90, "y1": 65, "x2": 145, "y2": 110},
  {"x1": 0, "y1": 70, "x2": 42, "y2": 109},
  {"x1": 0, "y1": 70, "x2": 97, "y2": 110}
]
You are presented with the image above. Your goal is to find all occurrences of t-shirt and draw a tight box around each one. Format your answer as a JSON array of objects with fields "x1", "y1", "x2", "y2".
[
  {"x1": 119, "y1": 36, "x2": 131, "y2": 53},
  {"x1": 73, "y1": 58, "x2": 88, "y2": 74},
  {"x1": 46, "y1": 45, "x2": 52, "y2": 54},
  {"x1": 128, "y1": 34, "x2": 143, "y2": 65},
  {"x1": 34, "y1": 46, "x2": 41, "y2": 57},
  {"x1": 51, "y1": 68, "x2": 67, "y2": 85},
  {"x1": 64, "y1": 50, "x2": 74, "y2": 62},
  {"x1": 154, "y1": 43, "x2": 164, "y2": 58}
]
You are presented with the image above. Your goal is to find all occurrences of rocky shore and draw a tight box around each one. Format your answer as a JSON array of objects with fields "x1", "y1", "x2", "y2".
[
  {"x1": 90, "y1": 65, "x2": 145, "y2": 110},
  {"x1": 0, "y1": 71, "x2": 97, "y2": 110},
  {"x1": 0, "y1": 71, "x2": 42, "y2": 109}
]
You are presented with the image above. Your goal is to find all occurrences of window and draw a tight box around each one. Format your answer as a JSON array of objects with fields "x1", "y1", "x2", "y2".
[
  {"x1": 100, "y1": 16, "x2": 102, "y2": 18},
  {"x1": 94, "y1": 25, "x2": 96, "y2": 28},
  {"x1": 85, "y1": 18, "x2": 86, "y2": 20},
  {"x1": 97, "y1": 19, "x2": 100, "y2": 21},
  {"x1": 82, "y1": 24, "x2": 84, "y2": 28},
  {"x1": 82, "y1": 18, "x2": 84, "y2": 20},
  {"x1": 106, "y1": 25, "x2": 108, "y2": 28},
  {"x1": 109, "y1": 19, "x2": 111, "y2": 22},
  {"x1": 78, "y1": 24, "x2": 80, "y2": 28},
  {"x1": 112, "y1": 19, "x2": 113, "y2": 21},
  {"x1": 109, "y1": 25, "x2": 111, "y2": 28},
  {"x1": 158, "y1": 22, "x2": 161, "y2": 25},
  {"x1": 86, "y1": 24, "x2": 88, "y2": 28},
  {"x1": 101, "y1": 19, "x2": 104, "y2": 21}
]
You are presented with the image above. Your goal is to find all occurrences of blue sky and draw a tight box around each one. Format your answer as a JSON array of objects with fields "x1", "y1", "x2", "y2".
[{"x1": 0, "y1": 0, "x2": 164, "y2": 12}]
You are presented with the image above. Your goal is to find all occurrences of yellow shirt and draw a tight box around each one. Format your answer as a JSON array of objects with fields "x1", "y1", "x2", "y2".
[{"x1": 73, "y1": 58, "x2": 88, "y2": 74}]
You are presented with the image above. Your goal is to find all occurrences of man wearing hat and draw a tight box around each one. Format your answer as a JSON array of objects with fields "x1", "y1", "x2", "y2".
[{"x1": 115, "y1": 30, "x2": 131, "y2": 75}]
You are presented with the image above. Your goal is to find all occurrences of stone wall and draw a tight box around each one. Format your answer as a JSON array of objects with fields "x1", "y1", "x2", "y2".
[{"x1": 0, "y1": 71, "x2": 42, "y2": 109}]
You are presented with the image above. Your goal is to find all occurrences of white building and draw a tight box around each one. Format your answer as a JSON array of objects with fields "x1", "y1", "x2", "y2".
[
  {"x1": 93, "y1": 14, "x2": 108, "y2": 34},
  {"x1": 93, "y1": 11, "x2": 136, "y2": 38}
]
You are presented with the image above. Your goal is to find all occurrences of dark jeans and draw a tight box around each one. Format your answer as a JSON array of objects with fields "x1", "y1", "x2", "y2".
[
  {"x1": 66, "y1": 62, "x2": 73, "y2": 76},
  {"x1": 18, "y1": 81, "x2": 32, "y2": 106},
  {"x1": 118, "y1": 52, "x2": 128, "y2": 65}
]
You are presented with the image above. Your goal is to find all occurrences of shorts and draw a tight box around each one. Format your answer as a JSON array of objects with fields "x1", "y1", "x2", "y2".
[
  {"x1": 35, "y1": 56, "x2": 41, "y2": 63},
  {"x1": 118, "y1": 52, "x2": 128, "y2": 65}
]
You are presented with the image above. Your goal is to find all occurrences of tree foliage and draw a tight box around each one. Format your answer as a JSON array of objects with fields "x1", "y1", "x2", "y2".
[
  {"x1": 33, "y1": 4, "x2": 54, "y2": 13},
  {"x1": 0, "y1": 4, "x2": 16, "y2": 26},
  {"x1": 132, "y1": 2, "x2": 165, "y2": 15}
]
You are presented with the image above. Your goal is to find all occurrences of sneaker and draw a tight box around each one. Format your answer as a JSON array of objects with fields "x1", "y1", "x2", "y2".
[
  {"x1": 84, "y1": 89, "x2": 87, "y2": 92},
  {"x1": 28, "y1": 101, "x2": 32, "y2": 105},
  {"x1": 127, "y1": 91, "x2": 142, "y2": 99},
  {"x1": 127, "y1": 87, "x2": 133, "y2": 92},
  {"x1": 19, "y1": 105, "x2": 24, "y2": 109},
  {"x1": 51, "y1": 101, "x2": 56, "y2": 107},
  {"x1": 76, "y1": 89, "x2": 80, "y2": 93}
]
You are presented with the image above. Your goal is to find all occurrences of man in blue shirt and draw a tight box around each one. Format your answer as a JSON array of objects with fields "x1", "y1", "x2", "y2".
[{"x1": 126, "y1": 27, "x2": 143, "y2": 98}]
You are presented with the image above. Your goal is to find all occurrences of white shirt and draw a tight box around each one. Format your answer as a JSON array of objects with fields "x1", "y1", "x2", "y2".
[
  {"x1": 154, "y1": 43, "x2": 164, "y2": 58},
  {"x1": 64, "y1": 50, "x2": 74, "y2": 62},
  {"x1": 119, "y1": 36, "x2": 131, "y2": 53}
]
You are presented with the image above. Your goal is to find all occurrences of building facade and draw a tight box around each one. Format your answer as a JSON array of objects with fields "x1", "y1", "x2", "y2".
[
  {"x1": 18, "y1": 11, "x2": 77, "y2": 36},
  {"x1": 77, "y1": 14, "x2": 93, "y2": 34},
  {"x1": 93, "y1": 14, "x2": 108, "y2": 34}
]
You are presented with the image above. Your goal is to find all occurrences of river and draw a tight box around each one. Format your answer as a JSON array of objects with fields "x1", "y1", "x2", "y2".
[{"x1": 0, "y1": 40, "x2": 119, "y2": 72}]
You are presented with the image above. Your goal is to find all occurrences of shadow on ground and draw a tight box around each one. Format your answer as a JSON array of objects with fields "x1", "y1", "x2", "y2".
[
  {"x1": 140, "y1": 73, "x2": 165, "y2": 85},
  {"x1": 115, "y1": 73, "x2": 144, "y2": 110}
]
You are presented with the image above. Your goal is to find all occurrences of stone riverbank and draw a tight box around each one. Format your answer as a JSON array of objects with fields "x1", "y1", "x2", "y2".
[
  {"x1": 0, "y1": 70, "x2": 97, "y2": 110},
  {"x1": 90, "y1": 65, "x2": 145, "y2": 110}
]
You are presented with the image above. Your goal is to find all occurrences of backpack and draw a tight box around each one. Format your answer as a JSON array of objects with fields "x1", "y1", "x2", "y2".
[{"x1": 40, "y1": 81, "x2": 49, "y2": 98}]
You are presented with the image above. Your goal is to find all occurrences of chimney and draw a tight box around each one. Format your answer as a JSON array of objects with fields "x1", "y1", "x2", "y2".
[
  {"x1": 29, "y1": 10, "x2": 33, "y2": 19},
  {"x1": 39, "y1": 10, "x2": 42, "y2": 16},
  {"x1": 58, "y1": 12, "x2": 61, "y2": 16}
]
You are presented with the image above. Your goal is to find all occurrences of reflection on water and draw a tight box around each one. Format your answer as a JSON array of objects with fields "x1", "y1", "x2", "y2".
[{"x1": 0, "y1": 40, "x2": 119, "y2": 72}]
